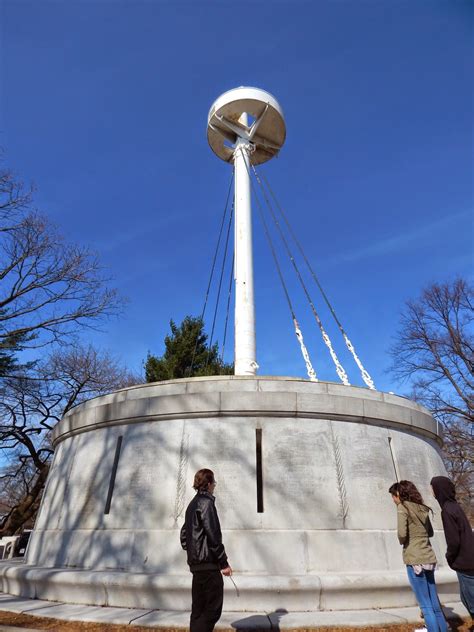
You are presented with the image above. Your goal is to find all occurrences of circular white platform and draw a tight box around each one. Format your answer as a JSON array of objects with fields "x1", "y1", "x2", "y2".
[{"x1": 0, "y1": 377, "x2": 458, "y2": 611}]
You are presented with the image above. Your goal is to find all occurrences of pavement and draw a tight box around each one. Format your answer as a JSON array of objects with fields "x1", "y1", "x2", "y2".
[{"x1": 0, "y1": 592, "x2": 470, "y2": 629}]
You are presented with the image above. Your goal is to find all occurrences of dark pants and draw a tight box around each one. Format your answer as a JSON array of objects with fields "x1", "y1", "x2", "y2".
[
  {"x1": 190, "y1": 570, "x2": 223, "y2": 632},
  {"x1": 457, "y1": 571, "x2": 474, "y2": 616}
]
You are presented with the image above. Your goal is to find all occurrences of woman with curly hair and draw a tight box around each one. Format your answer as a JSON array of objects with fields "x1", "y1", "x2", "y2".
[{"x1": 389, "y1": 480, "x2": 448, "y2": 632}]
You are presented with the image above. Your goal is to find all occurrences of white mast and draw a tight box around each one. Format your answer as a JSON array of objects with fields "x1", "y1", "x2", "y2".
[
  {"x1": 207, "y1": 87, "x2": 286, "y2": 375},
  {"x1": 233, "y1": 112, "x2": 257, "y2": 375}
]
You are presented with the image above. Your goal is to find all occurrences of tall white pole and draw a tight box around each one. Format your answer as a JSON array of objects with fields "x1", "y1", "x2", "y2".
[
  {"x1": 233, "y1": 114, "x2": 257, "y2": 376},
  {"x1": 208, "y1": 88, "x2": 285, "y2": 375}
]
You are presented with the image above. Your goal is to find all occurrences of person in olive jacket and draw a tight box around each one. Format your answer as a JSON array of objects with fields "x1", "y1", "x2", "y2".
[
  {"x1": 389, "y1": 480, "x2": 448, "y2": 632},
  {"x1": 431, "y1": 476, "x2": 474, "y2": 616},
  {"x1": 180, "y1": 469, "x2": 232, "y2": 632}
]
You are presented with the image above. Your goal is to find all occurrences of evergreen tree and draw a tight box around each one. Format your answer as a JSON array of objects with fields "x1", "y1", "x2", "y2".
[
  {"x1": 0, "y1": 309, "x2": 30, "y2": 377},
  {"x1": 145, "y1": 316, "x2": 233, "y2": 382}
]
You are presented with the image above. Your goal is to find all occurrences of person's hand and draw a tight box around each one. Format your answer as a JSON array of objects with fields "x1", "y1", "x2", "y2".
[{"x1": 221, "y1": 565, "x2": 232, "y2": 576}]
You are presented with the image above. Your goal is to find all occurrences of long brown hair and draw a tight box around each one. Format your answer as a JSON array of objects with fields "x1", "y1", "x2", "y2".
[{"x1": 389, "y1": 480, "x2": 432, "y2": 512}]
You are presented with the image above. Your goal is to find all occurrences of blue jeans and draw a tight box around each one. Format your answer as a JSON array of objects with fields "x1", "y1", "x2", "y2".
[
  {"x1": 406, "y1": 565, "x2": 448, "y2": 632},
  {"x1": 457, "y1": 571, "x2": 474, "y2": 616}
]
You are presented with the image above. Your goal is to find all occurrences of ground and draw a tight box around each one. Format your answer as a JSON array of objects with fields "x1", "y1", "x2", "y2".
[{"x1": 0, "y1": 611, "x2": 472, "y2": 632}]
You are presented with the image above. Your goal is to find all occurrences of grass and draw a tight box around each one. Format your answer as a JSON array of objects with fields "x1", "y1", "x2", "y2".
[{"x1": 0, "y1": 610, "x2": 472, "y2": 632}]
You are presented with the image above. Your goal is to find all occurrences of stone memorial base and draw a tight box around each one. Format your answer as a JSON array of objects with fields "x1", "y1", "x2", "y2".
[{"x1": 0, "y1": 377, "x2": 459, "y2": 611}]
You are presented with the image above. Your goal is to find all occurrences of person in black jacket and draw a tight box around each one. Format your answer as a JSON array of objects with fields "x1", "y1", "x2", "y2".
[
  {"x1": 431, "y1": 476, "x2": 474, "y2": 616},
  {"x1": 180, "y1": 468, "x2": 232, "y2": 632}
]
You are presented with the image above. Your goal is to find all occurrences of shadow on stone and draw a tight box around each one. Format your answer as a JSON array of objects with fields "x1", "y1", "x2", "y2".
[
  {"x1": 442, "y1": 604, "x2": 468, "y2": 630},
  {"x1": 231, "y1": 608, "x2": 288, "y2": 630}
]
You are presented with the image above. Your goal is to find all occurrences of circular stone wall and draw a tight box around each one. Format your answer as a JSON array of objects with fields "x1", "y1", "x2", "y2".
[{"x1": 0, "y1": 377, "x2": 458, "y2": 611}]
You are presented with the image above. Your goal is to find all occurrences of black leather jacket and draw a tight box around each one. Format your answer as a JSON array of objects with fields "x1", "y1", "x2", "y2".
[{"x1": 180, "y1": 490, "x2": 228, "y2": 571}]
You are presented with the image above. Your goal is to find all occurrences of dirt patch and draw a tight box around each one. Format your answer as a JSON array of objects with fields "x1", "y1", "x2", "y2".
[{"x1": 0, "y1": 610, "x2": 471, "y2": 632}]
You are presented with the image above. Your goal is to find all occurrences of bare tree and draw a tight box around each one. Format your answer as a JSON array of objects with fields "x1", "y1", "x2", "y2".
[
  {"x1": 390, "y1": 278, "x2": 473, "y2": 516},
  {"x1": 0, "y1": 164, "x2": 32, "y2": 225},
  {"x1": 0, "y1": 345, "x2": 140, "y2": 536},
  {"x1": 0, "y1": 164, "x2": 123, "y2": 370},
  {"x1": 0, "y1": 159, "x2": 139, "y2": 534}
]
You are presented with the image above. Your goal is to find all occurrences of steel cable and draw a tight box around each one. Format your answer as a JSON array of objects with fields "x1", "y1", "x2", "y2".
[
  {"x1": 220, "y1": 254, "x2": 234, "y2": 365},
  {"x1": 252, "y1": 165, "x2": 350, "y2": 386},
  {"x1": 187, "y1": 169, "x2": 234, "y2": 376},
  {"x1": 239, "y1": 147, "x2": 317, "y2": 381},
  {"x1": 256, "y1": 167, "x2": 375, "y2": 389},
  {"x1": 205, "y1": 202, "x2": 234, "y2": 370}
]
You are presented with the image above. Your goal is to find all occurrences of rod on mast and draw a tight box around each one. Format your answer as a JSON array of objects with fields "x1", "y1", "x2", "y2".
[{"x1": 207, "y1": 87, "x2": 286, "y2": 375}]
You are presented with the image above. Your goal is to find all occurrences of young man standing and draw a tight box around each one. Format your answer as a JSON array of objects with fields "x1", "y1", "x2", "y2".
[
  {"x1": 180, "y1": 468, "x2": 232, "y2": 632},
  {"x1": 431, "y1": 476, "x2": 474, "y2": 617}
]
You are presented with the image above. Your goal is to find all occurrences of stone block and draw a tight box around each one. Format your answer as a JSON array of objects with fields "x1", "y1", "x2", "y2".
[
  {"x1": 329, "y1": 422, "x2": 397, "y2": 530},
  {"x1": 129, "y1": 530, "x2": 188, "y2": 574},
  {"x1": 147, "y1": 393, "x2": 221, "y2": 417},
  {"x1": 109, "y1": 421, "x2": 186, "y2": 530},
  {"x1": 33, "y1": 443, "x2": 73, "y2": 532},
  {"x1": 390, "y1": 431, "x2": 446, "y2": 492},
  {"x1": 101, "y1": 572, "x2": 191, "y2": 610},
  {"x1": 382, "y1": 391, "x2": 422, "y2": 410},
  {"x1": 27, "y1": 531, "x2": 69, "y2": 567},
  {"x1": 383, "y1": 531, "x2": 407, "y2": 570},
  {"x1": 30, "y1": 568, "x2": 107, "y2": 605},
  {"x1": 319, "y1": 571, "x2": 416, "y2": 610},
  {"x1": 54, "y1": 430, "x2": 121, "y2": 531},
  {"x1": 94, "y1": 399, "x2": 150, "y2": 425},
  {"x1": 297, "y1": 392, "x2": 364, "y2": 418},
  {"x1": 410, "y1": 409, "x2": 438, "y2": 435},
  {"x1": 220, "y1": 391, "x2": 297, "y2": 415},
  {"x1": 306, "y1": 530, "x2": 391, "y2": 572},
  {"x1": 327, "y1": 383, "x2": 381, "y2": 401},
  {"x1": 221, "y1": 575, "x2": 322, "y2": 612},
  {"x1": 259, "y1": 379, "x2": 328, "y2": 395},
  {"x1": 363, "y1": 399, "x2": 412, "y2": 426},
  {"x1": 186, "y1": 379, "x2": 258, "y2": 394},
  {"x1": 225, "y1": 530, "x2": 307, "y2": 574},
  {"x1": 130, "y1": 609, "x2": 192, "y2": 627},
  {"x1": 131, "y1": 382, "x2": 187, "y2": 398},
  {"x1": 0, "y1": 592, "x2": 52, "y2": 613},
  {"x1": 261, "y1": 418, "x2": 342, "y2": 530},
  {"x1": 53, "y1": 407, "x2": 97, "y2": 444}
]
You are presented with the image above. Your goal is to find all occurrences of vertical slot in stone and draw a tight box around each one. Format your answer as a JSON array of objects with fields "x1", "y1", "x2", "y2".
[
  {"x1": 256, "y1": 428, "x2": 264, "y2": 513},
  {"x1": 388, "y1": 436, "x2": 400, "y2": 482},
  {"x1": 104, "y1": 435, "x2": 123, "y2": 515}
]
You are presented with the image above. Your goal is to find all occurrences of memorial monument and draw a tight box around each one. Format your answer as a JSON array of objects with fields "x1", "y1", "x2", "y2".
[{"x1": 0, "y1": 87, "x2": 458, "y2": 613}]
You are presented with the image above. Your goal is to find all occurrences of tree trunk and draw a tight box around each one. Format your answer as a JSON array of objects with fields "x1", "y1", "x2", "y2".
[{"x1": 0, "y1": 464, "x2": 50, "y2": 537}]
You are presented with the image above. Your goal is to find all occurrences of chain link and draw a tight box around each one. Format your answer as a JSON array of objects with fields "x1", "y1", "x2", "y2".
[{"x1": 294, "y1": 319, "x2": 318, "y2": 382}]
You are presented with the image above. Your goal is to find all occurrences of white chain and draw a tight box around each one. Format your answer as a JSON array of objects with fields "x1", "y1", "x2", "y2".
[
  {"x1": 294, "y1": 319, "x2": 318, "y2": 382},
  {"x1": 343, "y1": 334, "x2": 376, "y2": 390},
  {"x1": 321, "y1": 329, "x2": 350, "y2": 386}
]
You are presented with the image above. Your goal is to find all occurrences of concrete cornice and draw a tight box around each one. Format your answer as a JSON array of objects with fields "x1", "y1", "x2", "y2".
[{"x1": 52, "y1": 377, "x2": 441, "y2": 447}]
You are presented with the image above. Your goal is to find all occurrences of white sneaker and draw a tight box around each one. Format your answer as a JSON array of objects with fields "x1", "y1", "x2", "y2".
[{"x1": 413, "y1": 628, "x2": 427, "y2": 632}]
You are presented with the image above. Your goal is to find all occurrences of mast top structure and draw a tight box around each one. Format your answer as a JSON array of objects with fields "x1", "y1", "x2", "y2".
[{"x1": 207, "y1": 86, "x2": 286, "y2": 165}]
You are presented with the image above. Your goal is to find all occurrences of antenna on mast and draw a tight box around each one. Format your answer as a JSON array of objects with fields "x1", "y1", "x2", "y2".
[{"x1": 207, "y1": 87, "x2": 286, "y2": 375}]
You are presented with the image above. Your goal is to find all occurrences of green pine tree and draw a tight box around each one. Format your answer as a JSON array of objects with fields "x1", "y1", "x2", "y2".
[
  {"x1": 145, "y1": 316, "x2": 233, "y2": 382},
  {"x1": 0, "y1": 308, "x2": 32, "y2": 377}
]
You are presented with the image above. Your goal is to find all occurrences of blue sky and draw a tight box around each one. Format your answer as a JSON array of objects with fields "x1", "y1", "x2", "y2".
[{"x1": 0, "y1": 0, "x2": 472, "y2": 393}]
